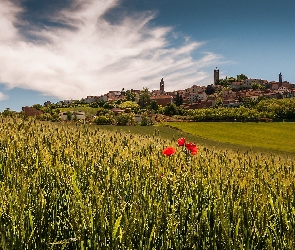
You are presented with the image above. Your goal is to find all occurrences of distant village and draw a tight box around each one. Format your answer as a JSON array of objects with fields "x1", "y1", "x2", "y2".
[
  {"x1": 50, "y1": 69, "x2": 295, "y2": 107},
  {"x1": 21, "y1": 69, "x2": 295, "y2": 119}
]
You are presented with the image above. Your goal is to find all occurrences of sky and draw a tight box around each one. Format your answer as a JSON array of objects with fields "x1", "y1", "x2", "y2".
[{"x1": 1, "y1": 0, "x2": 295, "y2": 111}]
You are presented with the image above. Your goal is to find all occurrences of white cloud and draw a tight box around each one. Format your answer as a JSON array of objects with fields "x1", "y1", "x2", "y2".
[
  {"x1": 0, "y1": 0, "x2": 22, "y2": 43},
  {"x1": 0, "y1": 0, "x2": 222, "y2": 100},
  {"x1": 0, "y1": 92, "x2": 8, "y2": 101}
]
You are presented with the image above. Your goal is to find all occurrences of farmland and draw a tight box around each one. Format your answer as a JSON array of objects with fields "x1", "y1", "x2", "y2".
[
  {"x1": 0, "y1": 117, "x2": 295, "y2": 249},
  {"x1": 167, "y1": 122, "x2": 295, "y2": 156}
]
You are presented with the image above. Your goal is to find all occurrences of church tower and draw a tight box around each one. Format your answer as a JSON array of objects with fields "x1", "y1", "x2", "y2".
[
  {"x1": 214, "y1": 67, "x2": 219, "y2": 84},
  {"x1": 279, "y1": 72, "x2": 282, "y2": 84},
  {"x1": 160, "y1": 78, "x2": 164, "y2": 94}
]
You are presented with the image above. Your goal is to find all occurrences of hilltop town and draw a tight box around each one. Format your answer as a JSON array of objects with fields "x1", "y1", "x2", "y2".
[
  {"x1": 37, "y1": 70, "x2": 295, "y2": 108},
  {"x1": 18, "y1": 69, "x2": 295, "y2": 123}
]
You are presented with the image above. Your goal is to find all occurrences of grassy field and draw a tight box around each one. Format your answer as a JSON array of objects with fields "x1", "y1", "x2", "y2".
[
  {"x1": 166, "y1": 122, "x2": 295, "y2": 156},
  {"x1": 96, "y1": 122, "x2": 295, "y2": 157}
]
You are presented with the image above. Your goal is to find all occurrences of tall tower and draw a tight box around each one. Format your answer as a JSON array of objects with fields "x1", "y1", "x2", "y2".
[
  {"x1": 214, "y1": 67, "x2": 219, "y2": 84},
  {"x1": 160, "y1": 78, "x2": 164, "y2": 94},
  {"x1": 279, "y1": 72, "x2": 282, "y2": 84}
]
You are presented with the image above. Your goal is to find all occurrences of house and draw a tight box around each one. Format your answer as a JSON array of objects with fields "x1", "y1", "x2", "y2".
[
  {"x1": 223, "y1": 99, "x2": 242, "y2": 108},
  {"x1": 269, "y1": 81, "x2": 279, "y2": 90},
  {"x1": 221, "y1": 89, "x2": 236, "y2": 99},
  {"x1": 187, "y1": 91, "x2": 207, "y2": 103},
  {"x1": 59, "y1": 111, "x2": 86, "y2": 121},
  {"x1": 281, "y1": 81, "x2": 291, "y2": 88},
  {"x1": 275, "y1": 87, "x2": 291, "y2": 98},
  {"x1": 246, "y1": 91, "x2": 260, "y2": 101},
  {"x1": 230, "y1": 81, "x2": 244, "y2": 90},
  {"x1": 83, "y1": 96, "x2": 100, "y2": 104},
  {"x1": 63, "y1": 99, "x2": 79, "y2": 105},
  {"x1": 111, "y1": 108, "x2": 125, "y2": 115},
  {"x1": 134, "y1": 114, "x2": 142, "y2": 123},
  {"x1": 99, "y1": 94, "x2": 108, "y2": 102},
  {"x1": 185, "y1": 100, "x2": 213, "y2": 109},
  {"x1": 150, "y1": 95, "x2": 173, "y2": 106},
  {"x1": 22, "y1": 106, "x2": 43, "y2": 117},
  {"x1": 243, "y1": 79, "x2": 267, "y2": 88}
]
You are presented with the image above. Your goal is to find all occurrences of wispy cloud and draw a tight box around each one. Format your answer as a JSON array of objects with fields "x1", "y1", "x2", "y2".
[
  {"x1": 0, "y1": 92, "x2": 8, "y2": 101},
  {"x1": 0, "y1": 0, "x2": 222, "y2": 99}
]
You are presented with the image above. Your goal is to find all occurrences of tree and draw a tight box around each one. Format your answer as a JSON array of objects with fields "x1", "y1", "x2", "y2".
[
  {"x1": 94, "y1": 115, "x2": 113, "y2": 125},
  {"x1": 103, "y1": 101, "x2": 116, "y2": 109},
  {"x1": 205, "y1": 85, "x2": 215, "y2": 95},
  {"x1": 216, "y1": 78, "x2": 230, "y2": 87},
  {"x1": 138, "y1": 88, "x2": 150, "y2": 108},
  {"x1": 164, "y1": 103, "x2": 178, "y2": 116},
  {"x1": 115, "y1": 113, "x2": 135, "y2": 126},
  {"x1": 214, "y1": 97, "x2": 223, "y2": 107},
  {"x1": 32, "y1": 104, "x2": 43, "y2": 110},
  {"x1": 119, "y1": 101, "x2": 140, "y2": 112},
  {"x1": 73, "y1": 112, "x2": 78, "y2": 122},
  {"x1": 140, "y1": 112, "x2": 153, "y2": 126},
  {"x1": 96, "y1": 107, "x2": 110, "y2": 116},
  {"x1": 251, "y1": 82, "x2": 259, "y2": 90},
  {"x1": 66, "y1": 111, "x2": 72, "y2": 121},
  {"x1": 175, "y1": 92, "x2": 183, "y2": 106},
  {"x1": 251, "y1": 82, "x2": 266, "y2": 91},
  {"x1": 237, "y1": 74, "x2": 248, "y2": 81},
  {"x1": 2, "y1": 108, "x2": 12, "y2": 117},
  {"x1": 150, "y1": 100, "x2": 159, "y2": 112},
  {"x1": 227, "y1": 77, "x2": 236, "y2": 83},
  {"x1": 125, "y1": 90, "x2": 136, "y2": 102}
]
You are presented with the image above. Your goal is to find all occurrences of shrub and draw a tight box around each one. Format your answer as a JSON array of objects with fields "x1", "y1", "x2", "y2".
[
  {"x1": 94, "y1": 115, "x2": 113, "y2": 125},
  {"x1": 115, "y1": 112, "x2": 135, "y2": 126},
  {"x1": 140, "y1": 112, "x2": 153, "y2": 126}
]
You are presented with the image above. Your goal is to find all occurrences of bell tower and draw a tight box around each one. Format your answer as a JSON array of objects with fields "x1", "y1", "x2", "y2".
[
  {"x1": 279, "y1": 72, "x2": 282, "y2": 84},
  {"x1": 160, "y1": 78, "x2": 164, "y2": 94},
  {"x1": 214, "y1": 67, "x2": 219, "y2": 84}
]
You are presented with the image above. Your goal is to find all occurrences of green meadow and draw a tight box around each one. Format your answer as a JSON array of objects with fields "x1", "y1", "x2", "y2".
[
  {"x1": 97, "y1": 122, "x2": 295, "y2": 156},
  {"x1": 166, "y1": 122, "x2": 295, "y2": 156}
]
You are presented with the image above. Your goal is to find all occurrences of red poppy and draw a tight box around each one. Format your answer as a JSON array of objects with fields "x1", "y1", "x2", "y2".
[
  {"x1": 177, "y1": 138, "x2": 186, "y2": 146},
  {"x1": 185, "y1": 142, "x2": 198, "y2": 155},
  {"x1": 190, "y1": 146, "x2": 198, "y2": 155},
  {"x1": 162, "y1": 147, "x2": 176, "y2": 156}
]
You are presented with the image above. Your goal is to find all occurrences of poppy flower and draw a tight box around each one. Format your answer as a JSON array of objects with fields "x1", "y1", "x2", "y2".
[
  {"x1": 190, "y1": 146, "x2": 198, "y2": 155},
  {"x1": 177, "y1": 138, "x2": 186, "y2": 146},
  {"x1": 162, "y1": 147, "x2": 176, "y2": 156},
  {"x1": 185, "y1": 142, "x2": 198, "y2": 155}
]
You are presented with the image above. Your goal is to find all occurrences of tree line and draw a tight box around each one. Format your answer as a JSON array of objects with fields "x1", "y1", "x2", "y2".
[
  {"x1": 1, "y1": 90, "x2": 295, "y2": 124},
  {"x1": 188, "y1": 98, "x2": 295, "y2": 122}
]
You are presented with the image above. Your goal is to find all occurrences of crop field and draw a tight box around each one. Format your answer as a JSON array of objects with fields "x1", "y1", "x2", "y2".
[
  {"x1": 0, "y1": 117, "x2": 295, "y2": 249},
  {"x1": 167, "y1": 122, "x2": 295, "y2": 156}
]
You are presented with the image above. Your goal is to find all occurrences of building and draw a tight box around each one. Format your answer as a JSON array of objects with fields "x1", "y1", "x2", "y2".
[
  {"x1": 243, "y1": 79, "x2": 267, "y2": 88},
  {"x1": 22, "y1": 106, "x2": 43, "y2": 117},
  {"x1": 83, "y1": 96, "x2": 100, "y2": 104},
  {"x1": 187, "y1": 92, "x2": 207, "y2": 103},
  {"x1": 279, "y1": 72, "x2": 282, "y2": 84},
  {"x1": 230, "y1": 81, "x2": 244, "y2": 90},
  {"x1": 160, "y1": 78, "x2": 164, "y2": 94},
  {"x1": 150, "y1": 95, "x2": 173, "y2": 106},
  {"x1": 59, "y1": 111, "x2": 86, "y2": 121},
  {"x1": 214, "y1": 68, "x2": 219, "y2": 84}
]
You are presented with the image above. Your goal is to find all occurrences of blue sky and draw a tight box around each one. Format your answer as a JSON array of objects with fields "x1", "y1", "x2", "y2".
[{"x1": 1, "y1": 0, "x2": 295, "y2": 111}]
